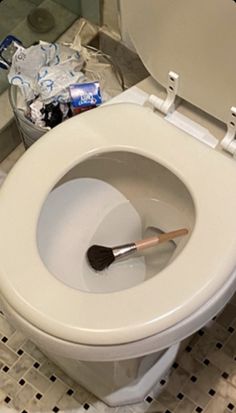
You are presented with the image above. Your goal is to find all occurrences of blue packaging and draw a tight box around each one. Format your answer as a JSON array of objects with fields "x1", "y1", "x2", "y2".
[
  {"x1": 0, "y1": 35, "x2": 23, "y2": 70},
  {"x1": 69, "y1": 82, "x2": 102, "y2": 108}
]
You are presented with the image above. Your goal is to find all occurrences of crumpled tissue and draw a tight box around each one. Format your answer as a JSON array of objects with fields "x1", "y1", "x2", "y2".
[{"x1": 8, "y1": 41, "x2": 84, "y2": 103}]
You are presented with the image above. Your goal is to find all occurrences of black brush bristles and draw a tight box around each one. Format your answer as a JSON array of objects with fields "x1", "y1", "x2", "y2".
[{"x1": 86, "y1": 245, "x2": 115, "y2": 271}]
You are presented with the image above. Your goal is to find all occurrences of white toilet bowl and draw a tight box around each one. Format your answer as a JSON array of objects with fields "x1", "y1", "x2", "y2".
[
  {"x1": 1, "y1": 103, "x2": 236, "y2": 404},
  {"x1": 1, "y1": 0, "x2": 236, "y2": 406}
]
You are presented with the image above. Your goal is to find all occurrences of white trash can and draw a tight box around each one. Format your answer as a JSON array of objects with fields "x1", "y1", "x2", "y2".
[{"x1": 9, "y1": 85, "x2": 47, "y2": 149}]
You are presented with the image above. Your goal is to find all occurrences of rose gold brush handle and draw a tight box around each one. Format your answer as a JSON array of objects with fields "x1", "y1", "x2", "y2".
[{"x1": 135, "y1": 228, "x2": 189, "y2": 251}]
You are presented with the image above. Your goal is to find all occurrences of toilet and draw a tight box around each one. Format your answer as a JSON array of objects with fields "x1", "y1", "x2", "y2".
[{"x1": 1, "y1": 0, "x2": 236, "y2": 407}]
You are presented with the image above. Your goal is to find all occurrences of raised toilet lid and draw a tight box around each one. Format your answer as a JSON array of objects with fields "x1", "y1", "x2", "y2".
[
  {"x1": 122, "y1": 0, "x2": 236, "y2": 123},
  {"x1": 1, "y1": 103, "x2": 236, "y2": 346}
]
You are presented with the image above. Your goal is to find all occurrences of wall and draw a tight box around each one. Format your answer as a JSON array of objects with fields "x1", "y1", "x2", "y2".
[
  {"x1": 53, "y1": 0, "x2": 81, "y2": 14},
  {"x1": 79, "y1": 0, "x2": 124, "y2": 39},
  {"x1": 102, "y1": 0, "x2": 135, "y2": 50},
  {"x1": 80, "y1": 0, "x2": 101, "y2": 24},
  {"x1": 102, "y1": 0, "x2": 120, "y2": 34}
]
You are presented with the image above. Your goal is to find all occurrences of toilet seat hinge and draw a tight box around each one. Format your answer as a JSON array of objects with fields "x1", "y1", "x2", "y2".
[
  {"x1": 147, "y1": 71, "x2": 180, "y2": 115},
  {"x1": 220, "y1": 107, "x2": 236, "y2": 158}
]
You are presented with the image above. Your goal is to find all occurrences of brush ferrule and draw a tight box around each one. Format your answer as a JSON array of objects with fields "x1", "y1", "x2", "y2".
[{"x1": 112, "y1": 243, "x2": 137, "y2": 260}]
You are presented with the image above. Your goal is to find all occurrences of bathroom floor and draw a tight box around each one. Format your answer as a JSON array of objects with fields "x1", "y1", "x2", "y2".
[{"x1": 0, "y1": 146, "x2": 236, "y2": 413}]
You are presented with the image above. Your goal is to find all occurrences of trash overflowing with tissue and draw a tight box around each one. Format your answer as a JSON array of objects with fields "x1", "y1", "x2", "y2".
[
  {"x1": 8, "y1": 41, "x2": 85, "y2": 103},
  {"x1": 0, "y1": 28, "x2": 124, "y2": 144}
]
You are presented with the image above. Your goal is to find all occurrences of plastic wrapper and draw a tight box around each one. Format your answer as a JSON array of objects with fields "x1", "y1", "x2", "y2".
[
  {"x1": 69, "y1": 82, "x2": 102, "y2": 108},
  {"x1": 8, "y1": 41, "x2": 84, "y2": 102}
]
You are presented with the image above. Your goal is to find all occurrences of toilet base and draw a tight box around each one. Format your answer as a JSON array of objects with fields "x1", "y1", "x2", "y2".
[{"x1": 45, "y1": 343, "x2": 179, "y2": 406}]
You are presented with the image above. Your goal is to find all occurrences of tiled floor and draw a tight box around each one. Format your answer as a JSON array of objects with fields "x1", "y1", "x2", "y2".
[{"x1": 0, "y1": 146, "x2": 236, "y2": 413}]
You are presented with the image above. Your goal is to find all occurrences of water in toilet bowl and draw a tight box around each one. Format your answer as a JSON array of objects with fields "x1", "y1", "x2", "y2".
[{"x1": 37, "y1": 177, "x2": 190, "y2": 293}]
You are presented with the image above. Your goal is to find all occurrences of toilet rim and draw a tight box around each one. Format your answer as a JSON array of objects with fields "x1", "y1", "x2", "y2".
[{"x1": 1, "y1": 102, "x2": 236, "y2": 347}]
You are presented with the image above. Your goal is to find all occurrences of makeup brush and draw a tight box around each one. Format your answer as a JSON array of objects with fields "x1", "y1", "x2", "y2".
[{"x1": 87, "y1": 228, "x2": 188, "y2": 271}]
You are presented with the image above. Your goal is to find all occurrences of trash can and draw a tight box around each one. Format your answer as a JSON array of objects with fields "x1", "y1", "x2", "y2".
[
  {"x1": 9, "y1": 85, "x2": 47, "y2": 149},
  {"x1": 8, "y1": 41, "x2": 124, "y2": 150}
]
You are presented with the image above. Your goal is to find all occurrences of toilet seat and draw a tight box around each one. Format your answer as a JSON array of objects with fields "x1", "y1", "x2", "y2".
[
  {"x1": 1, "y1": 102, "x2": 236, "y2": 346},
  {"x1": 122, "y1": 0, "x2": 236, "y2": 123}
]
